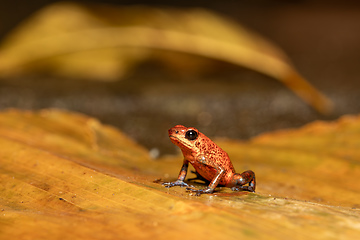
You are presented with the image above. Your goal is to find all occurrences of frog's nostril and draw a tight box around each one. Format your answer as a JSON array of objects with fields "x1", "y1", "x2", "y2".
[{"x1": 175, "y1": 130, "x2": 179, "y2": 134}]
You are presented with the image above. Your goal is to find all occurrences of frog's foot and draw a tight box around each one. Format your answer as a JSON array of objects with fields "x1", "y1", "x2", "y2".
[
  {"x1": 186, "y1": 186, "x2": 214, "y2": 196},
  {"x1": 230, "y1": 170, "x2": 256, "y2": 192},
  {"x1": 231, "y1": 186, "x2": 255, "y2": 192},
  {"x1": 162, "y1": 180, "x2": 192, "y2": 188}
]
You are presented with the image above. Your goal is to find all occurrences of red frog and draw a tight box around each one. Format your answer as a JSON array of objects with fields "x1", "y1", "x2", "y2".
[{"x1": 163, "y1": 125, "x2": 256, "y2": 195}]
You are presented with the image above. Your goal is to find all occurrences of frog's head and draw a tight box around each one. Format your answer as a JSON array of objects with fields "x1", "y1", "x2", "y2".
[{"x1": 168, "y1": 125, "x2": 200, "y2": 151}]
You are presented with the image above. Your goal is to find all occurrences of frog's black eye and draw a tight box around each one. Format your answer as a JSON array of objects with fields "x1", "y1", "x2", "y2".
[{"x1": 185, "y1": 130, "x2": 198, "y2": 141}]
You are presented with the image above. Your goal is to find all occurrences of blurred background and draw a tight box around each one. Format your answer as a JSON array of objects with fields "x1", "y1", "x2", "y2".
[{"x1": 0, "y1": 0, "x2": 360, "y2": 155}]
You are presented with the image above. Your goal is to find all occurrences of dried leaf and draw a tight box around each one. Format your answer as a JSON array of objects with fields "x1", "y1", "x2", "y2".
[
  {"x1": 0, "y1": 109, "x2": 359, "y2": 239},
  {"x1": 0, "y1": 2, "x2": 332, "y2": 113}
]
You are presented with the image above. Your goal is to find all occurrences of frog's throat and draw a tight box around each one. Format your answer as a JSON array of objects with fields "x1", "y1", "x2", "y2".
[{"x1": 169, "y1": 135, "x2": 194, "y2": 149}]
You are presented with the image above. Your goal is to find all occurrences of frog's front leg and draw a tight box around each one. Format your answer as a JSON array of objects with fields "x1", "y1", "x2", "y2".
[
  {"x1": 230, "y1": 170, "x2": 256, "y2": 192},
  {"x1": 162, "y1": 160, "x2": 192, "y2": 188}
]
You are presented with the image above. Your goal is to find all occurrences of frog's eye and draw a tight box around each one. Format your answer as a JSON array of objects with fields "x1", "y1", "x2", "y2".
[{"x1": 185, "y1": 130, "x2": 198, "y2": 141}]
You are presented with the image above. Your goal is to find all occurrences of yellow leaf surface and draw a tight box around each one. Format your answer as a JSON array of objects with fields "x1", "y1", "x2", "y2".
[
  {"x1": 0, "y1": 109, "x2": 359, "y2": 239},
  {"x1": 0, "y1": 2, "x2": 331, "y2": 113}
]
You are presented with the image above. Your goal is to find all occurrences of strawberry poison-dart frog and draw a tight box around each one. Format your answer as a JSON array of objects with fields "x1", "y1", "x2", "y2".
[{"x1": 163, "y1": 125, "x2": 256, "y2": 195}]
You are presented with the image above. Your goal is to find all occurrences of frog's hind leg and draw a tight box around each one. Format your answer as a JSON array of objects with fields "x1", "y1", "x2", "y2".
[{"x1": 231, "y1": 170, "x2": 256, "y2": 192}]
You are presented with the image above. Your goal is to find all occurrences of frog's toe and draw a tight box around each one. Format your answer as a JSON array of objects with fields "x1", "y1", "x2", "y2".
[
  {"x1": 162, "y1": 182, "x2": 173, "y2": 188},
  {"x1": 162, "y1": 180, "x2": 190, "y2": 188},
  {"x1": 186, "y1": 187, "x2": 213, "y2": 196},
  {"x1": 231, "y1": 186, "x2": 255, "y2": 192}
]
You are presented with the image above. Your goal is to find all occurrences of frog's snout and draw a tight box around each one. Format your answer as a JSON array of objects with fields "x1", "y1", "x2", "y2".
[
  {"x1": 168, "y1": 129, "x2": 179, "y2": 137},
  {"x1": 168, "y1": 128, "x2": 174, "y2": 136},
  {"x1": 168, "y1": 125, "x2": 185, "y2": 136}
]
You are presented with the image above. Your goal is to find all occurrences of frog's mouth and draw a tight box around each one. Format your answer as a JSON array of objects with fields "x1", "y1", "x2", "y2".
[{"x1": 169, "y1": 135, "x2": 194, "y2": 149}]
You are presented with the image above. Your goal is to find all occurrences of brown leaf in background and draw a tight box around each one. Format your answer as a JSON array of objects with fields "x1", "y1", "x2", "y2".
[
  {"x1": 0, "y1": 109, "x2": 359, "y2": 239},
  {"x1": 0, "y1": 2, "x2": 332, "y2": 113}
]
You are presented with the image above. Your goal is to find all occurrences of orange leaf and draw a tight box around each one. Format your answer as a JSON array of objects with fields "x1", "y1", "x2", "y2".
[{"x1": 0, "y1": 109, "x2": 359, "y2": 239}]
